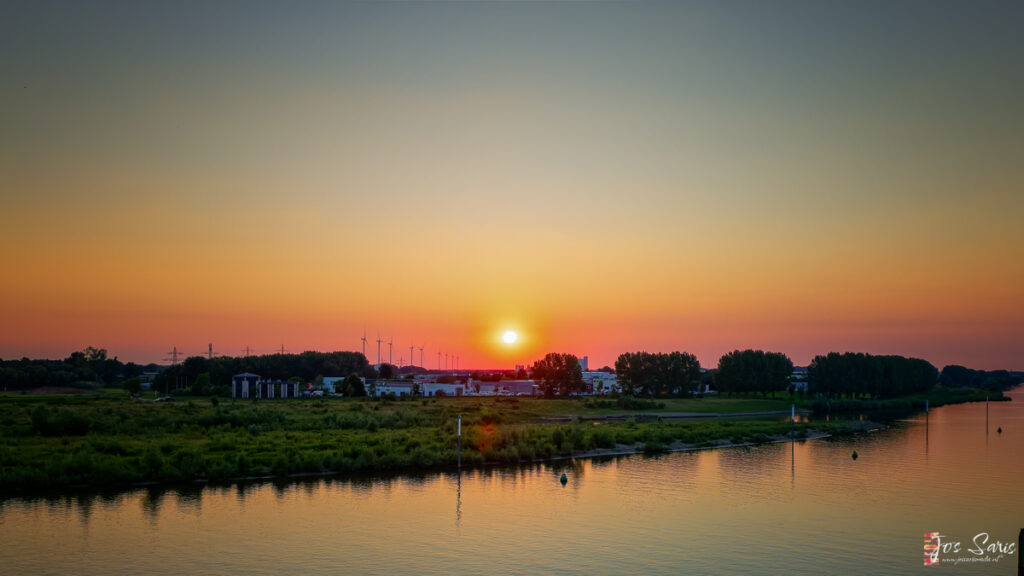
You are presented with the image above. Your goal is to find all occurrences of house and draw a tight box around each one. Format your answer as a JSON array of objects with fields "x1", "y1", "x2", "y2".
[
  {"x1": 273, "y1": 380, "x2": 300, "y2": 398},
  {"x1": 322, "y1": 377, "x2": 343, "y2": 393},
  {"x1": 232, "y1": 373, "x2": 300, "y2": 399},
  {"x1": 498, "y1": 380, "x2": 537, "y2": 396},
  {"x1": 232, "y1": 373, "x2": 261, "y2": 398},
  {"x1": 582, "y1": 371, "x2": 618, "y2": 395},
  {"x1": 421, "y1": 382, "x2": 465, "y2": 397},
  {"x1": 790, "y1": 366, "x2": 808, "y2": 392},
  {"x1": 374, "y1": 380, "x2": 415, "y2": 397},
  {"x1": 140, "y1": 371, "x2": 159, "y2": 390}
]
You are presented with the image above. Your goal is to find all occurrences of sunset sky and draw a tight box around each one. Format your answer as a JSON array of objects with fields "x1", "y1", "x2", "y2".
[{"x1": 2, "y1": 1, "x2": 1022, "y2": 370}]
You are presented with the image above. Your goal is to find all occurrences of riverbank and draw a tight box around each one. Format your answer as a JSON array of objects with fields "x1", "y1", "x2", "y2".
[
  {"x1": 0, "y1": 391, "x2": 987, "y2": 492},
  {"x1": 527, "y1": 409, "x2": 813, "y2": 424}
]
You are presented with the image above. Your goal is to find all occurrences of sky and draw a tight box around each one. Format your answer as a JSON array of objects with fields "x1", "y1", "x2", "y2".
[{"x1": 1, "y1": 1, "x2": 1022, "y2": 370}]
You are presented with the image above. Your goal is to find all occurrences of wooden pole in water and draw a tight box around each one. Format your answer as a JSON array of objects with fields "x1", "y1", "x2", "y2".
[
  {"x1": 457, "y1": 414, "x2": 462, "y2": 469},
  {"x1": 1017, "y1": 528, "x2": 1022, "y2": 576},
  {"x1": 986, "y1": 396, "x2": 989, "y2": 434},
  {"x1": 925, "y1": 399, "x2": 929, "y2": 452}
]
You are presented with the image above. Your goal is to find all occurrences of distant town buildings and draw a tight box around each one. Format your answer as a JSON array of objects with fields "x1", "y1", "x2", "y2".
[
  {"x1": 232, "y1": 356, "x2": 623, "y2": 400},
  {"x1": 321, "y1": 377, "x2": 343, "y2": 394},
  {"x1": 581, "y1": 371, "x2": 618, "y2": 394}
]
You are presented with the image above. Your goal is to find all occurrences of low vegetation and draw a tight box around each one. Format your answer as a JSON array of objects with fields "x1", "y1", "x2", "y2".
[
  {"x1": 0, "y1": 393, "x2": 832, "y2": 491},
  {"x1": 810, "y1": 385, "x2": 1006, "y2": 413},
  {"x1": 0, "y1": 382, "x2": 1007, "y2": 492}
]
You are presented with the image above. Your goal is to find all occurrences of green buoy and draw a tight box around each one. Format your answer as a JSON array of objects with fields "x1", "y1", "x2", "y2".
[
  {"x1": 851, "y1": 450, "x2": 858, "y2": 460},
  {"x1": 560, "y1": 473, "x2": 568, "y2": 485}
]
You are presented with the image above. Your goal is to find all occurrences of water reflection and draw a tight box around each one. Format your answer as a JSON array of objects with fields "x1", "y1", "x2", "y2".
[
  {"x1": 175, "y1": 484, "x2": 203, "y2": 515},
  {"x1": 140, "y1": 487, "x2": 165, "y2": 522},
  {"x1": 455, "y1": 472, "x2": 461, "y2": 531}
]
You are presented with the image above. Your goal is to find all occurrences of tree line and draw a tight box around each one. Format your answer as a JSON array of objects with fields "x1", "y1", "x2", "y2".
[
  {"x1": 615, "y1": 351, "x2": 701, "y2": 397},
  {"x1": 715, "y1": 349, "x2": 793, "y2": 398},
  {"x1": 939, "y1": 365, "x2": 1020, "y2": 392},
  {"x1": 5, "y1": 346, "x2": 1018, "y2": 401},
  {"x1": 0, "y1": 348, "x2": 154, "y2": 391},
  {"x1": 156, "y1": 351, "x2": 371, "y2": 394},
  {"x1": 806, "y1": 352, "x2": 938, "y2": 399}
]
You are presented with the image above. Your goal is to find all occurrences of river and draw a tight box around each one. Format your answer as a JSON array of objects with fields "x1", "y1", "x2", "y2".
[{"x1": 2, "y1": 390, "x2": 1021, "y2": 575}]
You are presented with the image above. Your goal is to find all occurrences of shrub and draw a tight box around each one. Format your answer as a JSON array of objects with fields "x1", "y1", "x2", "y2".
[
  {"x1": 590, "y1": 428, "x2": 616, "y2": 449},
  {"x1": 142, "y1": 449, "x2": 165, "y2": 477},
  {"x1": 30, "y1": 406, "x2": 90, "y2": 436},
  {"x1": 88, "y1": 437, "x2": 128, "y2": 455},
  {"x1": 551, "y1": 427, "x2": 565, "y2": 449},
  {"x1": 271, "y1": 454, "x2": 290, "y2": 476},
  {"x1": 642, "y1": 441, "x2": 669, "y2": 455}
]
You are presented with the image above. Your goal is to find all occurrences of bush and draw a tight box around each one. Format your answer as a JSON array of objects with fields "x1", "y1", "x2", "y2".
[
  {"x1": 642, "y1": 441, "x2": 669, "y2": 455},
  {"x1": 142, "y1": 449, "x2": 165, "y2": 477},
  {"x1": 616, "y1": 397, "x2": 665, "y2": 410},
  {"x1": 551, "y1": 427, "x2": 565, "y2": 449},
  {"x1": 590, "y1": 428, "x2": 616, "y2": 449},
  {"x1": 271, "y1": 454, "x2": 290, "y2": 476},
  {"x1": 120, "y1": 377, "x2": 143, "y2": 395},
  {"x1": 30, "y1": 406, "x2": 90, "y2": 436},
  {"x1": 88, "y1": 437, "x2": 128, "y2": 455},
  {"x1": 236, "y1": 452, "x2": 252, "y2": 475},
  {"x1": 747, "y1": 433, "x2": 770, "y2": 444}
]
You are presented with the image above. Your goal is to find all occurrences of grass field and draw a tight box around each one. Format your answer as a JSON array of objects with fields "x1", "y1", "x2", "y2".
[{"x1": 0, "y1": 389, "x2": 995, "y2": 491}]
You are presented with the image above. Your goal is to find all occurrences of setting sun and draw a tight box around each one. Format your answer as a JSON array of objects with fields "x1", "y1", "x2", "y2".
[{"x1": 502, "y1": 330, "x2": 518, "y2": 345}]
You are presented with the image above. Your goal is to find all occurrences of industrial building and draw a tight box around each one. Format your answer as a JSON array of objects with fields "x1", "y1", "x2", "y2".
[{"x1": 231, "y1": 373, "x2": 300, "y2": 399}]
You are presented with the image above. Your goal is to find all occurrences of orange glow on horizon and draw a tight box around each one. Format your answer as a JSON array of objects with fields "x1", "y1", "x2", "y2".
[{"x1": 2, "y1": 3, "x2": 1022, "y2": 371}]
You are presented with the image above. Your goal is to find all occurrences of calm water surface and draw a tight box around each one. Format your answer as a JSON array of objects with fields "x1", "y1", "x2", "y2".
[{"x1": 2, "y1": 391, "x2": 1022, "y2": 575}]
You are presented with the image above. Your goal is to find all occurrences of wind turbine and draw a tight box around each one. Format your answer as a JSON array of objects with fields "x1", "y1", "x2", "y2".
[
  {"x1": 388, "y1": 337, "x2": 393, "y2": 365},
  {"x1": 409, "y1": 345, "x2": 415, "y2": 368},
  {"x1": 361, "y1": 329, "x2": 367, "y2": 357},
  {"x1": 418, "y1": 345, "x2": 424, "y2": 368},
  {"x1": 376, "y1": 333, "x2": 383, "y2": 366}
]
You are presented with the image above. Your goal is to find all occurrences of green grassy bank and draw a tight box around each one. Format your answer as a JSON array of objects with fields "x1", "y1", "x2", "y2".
[
  {"x1": 810, "y1": 385, "x2": 1006, "y2": 413},
  {"x1": 0, "y1": 390, "x2": 997, "y2": 491}
]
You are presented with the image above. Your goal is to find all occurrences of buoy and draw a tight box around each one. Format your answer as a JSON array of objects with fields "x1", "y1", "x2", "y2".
[
  {"x1": 852, "y1": 450, "x2": 858, "y2": 460},
  {"x1": 560, "y1": 473, "x2": 568, "y2": 485},
  {"x1": 997, "y1": 427, "x2": 1002, "y2": 434}
]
